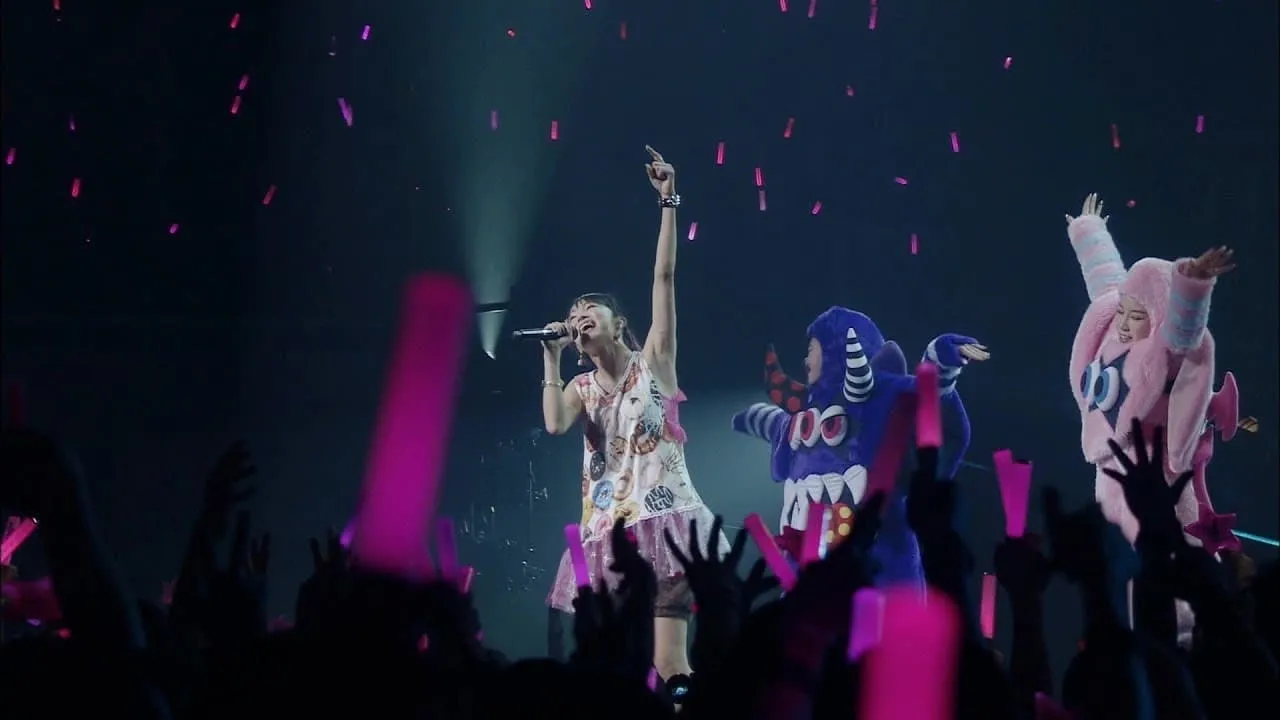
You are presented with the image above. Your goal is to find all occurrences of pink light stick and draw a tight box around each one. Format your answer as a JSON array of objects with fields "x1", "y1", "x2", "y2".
[
  {"x1": 563, "y1": 524, "x2": 591, "y2": 588},
  {"x1": 1, "y1": 518, "x2": 38, "y2": 565},
  {"x1": 351, "y1": 274, "x2": 471, "y2": 582},
  {"x1": 743, "y1": 513, "x2": 797, "y2": 591},
  {"x1": 847, "y1": 587, "x2": 885, "y2": 660},
  {"x1": 915, "y1": 363, "x2": 942, "y2": 449},
  {"x1": 864, "y1": 392, "x2": 917, "y2": 505},
  {"x1": 435, "y1": 516, "x2": 460, "y2": 581},
  {"x1": 800, "y1": 503, "x2": 825, "y2": 566},
  {"x1": 980, "y1": 572, "x2": 997, "y2": 639},
  {"x1": 860, "y1": 587, "x2": 961, "y2": 720},
  {"x1": 992, "y1": 449, "x2": 1032, "y2": 538}
]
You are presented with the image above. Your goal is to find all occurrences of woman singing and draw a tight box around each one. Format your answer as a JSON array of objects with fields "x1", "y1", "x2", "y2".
[{"x1": 540, "y1": 146, "x2": 724, "y2": 681}]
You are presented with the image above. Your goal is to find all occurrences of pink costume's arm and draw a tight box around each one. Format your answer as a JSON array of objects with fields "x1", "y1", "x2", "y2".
[
  {"x1": 1068, "y1": 215, "x2": 1126, "y2": 302},
  {"x1": 1160, "y1": 260, "x2": 1216, "y2": 355}
]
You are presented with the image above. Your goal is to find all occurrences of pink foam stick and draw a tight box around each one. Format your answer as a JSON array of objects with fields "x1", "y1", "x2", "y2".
[
  {"x1": 435, "y1": 516, "x2": 459, "y2": 581},
  {"x1": 860, "y1": 587, "x2": 961, "y2": 720},
  {"x1": 1, "y1": 518, "x2": 38, "y2": 565},
  {"x1": 915, "y1": 363, "x2": 942, "y2": 449},
  {"x1": 992, "y1": 449, "x2": 1033, "y2": 538},
  {"x1": 800, "y1": 503, "x2": 826, "y2": 566},
  {"x1": 980, "y1": 572, "x2": 997, "y2": 639},
  {"x1": 743, "y1": 513, "x2": 797, "y2": 590},
  {"x1": 563, "y1": 524, "x2": 591, "y2": 588},
  {"x1": 351, "y1": 274, "x2": 471, "y2": 582},
  {"x1": 847, "y1": 587, "x2": 885, "y2": 660},
  {"x1": 864, "y1": 392, "x2": 917, "y2": 505}
]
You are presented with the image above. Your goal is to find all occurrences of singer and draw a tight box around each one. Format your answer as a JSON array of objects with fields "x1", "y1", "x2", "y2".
[{"x1": 539, "y1": 146, "x2": 726, "y2": 681}]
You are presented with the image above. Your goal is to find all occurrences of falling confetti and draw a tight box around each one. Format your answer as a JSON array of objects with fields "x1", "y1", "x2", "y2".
[
  {"x1": 715, "y1": 141, "x2": 726, "y2": 165},
  {"x1": 68, "y1": 115, "x2": 76, "y2": 132},
  {"x1": 687, "y1": 222, "x2": 698, "y2": 241},
  {"x1": 1110, "y1": 123, "x2": 1121, "y2": 150},
  {"x1": 337, "y1": 98, "x2": 353, "y2": 126},
  {"x1": 70, "y1": 178, "x2": 81, "y2": 198},
  {"x1": 230, "y1": 95, "x2": 242, "y2": 115},
  {"x1": 869, "y1": 0, "x2": 878, "y2": 30},
  {"x1": 846, "y1": 85, "x2": 856, "y2": 97},
  {"x1": 754, "y1": 167, "x2": 764, "y2": 187},
  {"x1": 361, "y1": 25, "x2": 371, "y2": 41},
  {"x1": 758, "y1": 190, "x2": 768, "y2": 212},
  {"x1": 620, "y1": 22, "x2": 628, "y2": 40},
  {"x1": 949, "y1": 132, "x2": 960, "y2": 153},
  {"x1": 549, "y1": 120, "x2": 559, "y2": 141},
  {"x1": 238, "y1": 74, "x2": 249, "y2": 91},
  {"x1": 1195, "y1": 114, "x2": 1205, "y2": 134},
  {"x1": 490, "y1": 110, "x2": 499, "y2": 131},
  {"x1": 1003, "y1": 56, "x2": 1013, "y2": 70},
  {"x1": 779, "y1": 0, "x2": 789, "y2": 12},
  {"x1": 808, "y1": 0, "x2": 818, "y2": 19},
  {"x1": 168, "y1": 224, "x2": 180, "y2": 235},
  {"x1": 910, "y1": 233, "x2": 919, "y2": 255},
  {"x1": 894, "y1": 177, "x2": 909, "y2": 185},
  {"x1": 506, "y1": 28, "x2": 516, "y2": 38},
  {"x1": 783, "y1": 117, "x2": 796, "y2": 139},
  {"x1": 1126, "y1": 199, "x2": 1136, "y2": 208},
  {"x1": 262, "y1": 184, "x2": 277, "y2": 205},
  {"x1": 229, "y1": 12, "x2": 240, "y2": 29},
  {"x1": 810, "y1": 201, "x2": 822, "y2": 215},
  {"x1": 4, "y1": 148, "x2": 14, "y2": 166},
  {"x1": 584, "y1": 0, "x2": 592, "y2": 9}
]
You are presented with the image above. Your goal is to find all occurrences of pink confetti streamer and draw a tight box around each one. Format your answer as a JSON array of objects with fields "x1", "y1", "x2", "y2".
[
  {"x1": 351, "y1": 274, "x2": 472, "y2": 582},
  {"x1": 810, "y1": 201, "x2": 822, "y2": 215},
  {"x1": 564, "y1": 524, "x2": 591, "y2": 588},
  {"x1": 743, "y1": 513, "x2": 797, "y2": 590},
  {"x1": 757, "y1": 189, "x2": 767, "y2": 212},
  {"x1": 1195, "y1": 114, "x2": 1205, "y2": 134},
  {"x1": 715, "y1": 141, "x2": 725, "y2": 165},
  {"x1": 337, "y1": 98, "x2": 353, "y2": 127},
  {"x1": 807, "y1": 0, "x2": 817, "y2": 18},
  {"x1": 861, "y1": 587, "x2": 961, "y2": 720},
  {"x1": 262, "y1": 184, "x2": 277, "y2": 205},
  {"x1": 845, "y1": 85, "x2": 856, "y2": 97},
  {"x1": 980, "y1": 572, "x2": 997, "y2": 639},
  {"x1": 229, "y1": 12, "x2": 240, "y2": 29},
  {"x1": 620, "y1": 22, "x2": 628, "y2": 40},
  {"x1": 910, "y1": 233, "x2": 919, "y2": 255},
  {"x1": 783, "y1": 117, "x2": 795, "y2": 138},
  {"x1": 779, "y1": 0, "x2": 788, "y2": 12},
  {"x1": 4, "y1": 148, "x2": 14, "y2": 165},
  {"x1": 506, "y1": 28, "x2": 516, "y2": 38},
  {"x1": 686, "y1": 221, "x2": 698, "y2": 241},
  {"x1": 847, "y1": 587, "x2": 885, "y2": 660},
  {"x1": 1003, "y1": 56, "x2": 1013, "y2": 70},
  {"x1": 68, "y1": 115, "x2": 76, "y2": 132},
  {"x1": 869, "y1": 5, "x2": 878, "y2": 29},
  {"x1": 894, "y1": 176, "x2": 909, "y2": 185},
  {"x1": 915, "y1": 363, "x2": 941, "y2": 448},
  {"x1": 435, "y1": 517, "x2": 460, "y2": 582},
  {"x1": 1110, "y1": 123, "x2": 1121, "y2": 150},
  {"x1": 70, "y1": 177, "x2": 81, "y2": 198},
  {"x1": 238, "y1": 74, "x2": 249, "y2": 91},
  {"x1": 949, "y1": 131, "x2": 960, "y2": 153},
  {"x1": 168, "y1": 223, "x2": 180, "y2": 234},
  {"x1": 361, "y1": 25, "x2": 371, "y2": 41},
  {"x1": 865, "y1": 392, "x2": 916, "y2": 503},
  {"x1": 754, "y1": 167, "x2": 764, "y2": 187},
  {"x1": 584, "y1": 0, "x2": 592, "y2": 9},
  {"x1": 992, "y1": 449, "x2": 1032, "y2": 538},
  {"x1": 800, "y1": 503, "x2": 825, "y2": 565},
  {"x1": 489, "y1": 110, "x2": 499, "y2": 131},
  {"x1": 230, "y1": 95, "x2": 242, "y2": 115},
  {"x1": 549, "y1": 120, "x2": 559, "y2": 141}
]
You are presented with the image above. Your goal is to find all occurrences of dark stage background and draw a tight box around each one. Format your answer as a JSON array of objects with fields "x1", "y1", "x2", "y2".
[{"x1": 3, "y1": 0, "x2": 1276, "y2": 671}]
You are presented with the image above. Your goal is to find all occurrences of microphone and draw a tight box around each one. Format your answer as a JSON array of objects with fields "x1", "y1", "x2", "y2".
[{"x1": 511, "y1": 327, "x2": 572, "y2": 341}]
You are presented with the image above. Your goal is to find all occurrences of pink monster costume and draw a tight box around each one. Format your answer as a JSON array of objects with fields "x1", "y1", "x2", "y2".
[{"x1": 1067, "y1": 214, "x2": 1237, "y2": 546}]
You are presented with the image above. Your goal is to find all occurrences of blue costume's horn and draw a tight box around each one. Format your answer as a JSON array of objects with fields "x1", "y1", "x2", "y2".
[{"x1": 843, "y1": 327, "x2": 874, "y2": 403}]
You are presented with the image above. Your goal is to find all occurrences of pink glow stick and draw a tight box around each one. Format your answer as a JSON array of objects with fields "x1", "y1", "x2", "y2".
[
  {"x1": 847, "y1": 587, "x2": 885, "y2": 660},
  {"x1": 646, "y1": 667, "x2": 659, "y2": 691},
  {"x1": 860, "y1": 587, "x2": 961, "y2": 720},
  {"x1": 758, "y1": 190, "x2": 767, "y2": 212},
  {"x1": 715, "y1": 141, "x2": 725, "y2": 165},
  {"x1": 980, "y1": 572, "x2": 997, "y2": 639},
  {"x1": 1, "y1": 518, "x2": 38, "y2": 565},
  {"x1": 992, "y1": 449, "x2": 1033, "y2": 538},
  {"x1": 351, "y1": 274, "x2": 471, "y2": 582},
  {"x1": 563, "y1": 524, "x2": 591, "y2": 588},
  {"x1": 800, "y1": 503, "x2": 825, "y2": 566},
  {"x1": 460, "y1": 565, "x2": 475, "y2": 594},
  {"x1": 810, "y1": 201, "x2": 822, "y2": 215},
  {"x1": 743, "y1": 513, "x2": 797, "y2": 590},
  {"x1": 783, "y1": 117, "x2": 795, "y2": 138},
  {"x1": 915, "y1": 363, "x2": 941, "y2": 449},
  {"x1": 435, "y1": 517, "x2": 459, "y2": 581},
  {"x1": 864, "y1": 393, "x2": 917, "y2": 505},
  {"x1": 686, "y1": 222, "x2": 698, "y2": 241}
]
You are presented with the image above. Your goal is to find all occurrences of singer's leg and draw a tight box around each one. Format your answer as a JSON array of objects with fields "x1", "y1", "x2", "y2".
[{"x1": 653, "y1": 577, "x2": 694, "y2": 680}]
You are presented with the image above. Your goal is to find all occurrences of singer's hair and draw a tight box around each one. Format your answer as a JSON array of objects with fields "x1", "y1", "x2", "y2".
[{"x1": 568, "y1": 292, "x2": 642, "y2": 366}]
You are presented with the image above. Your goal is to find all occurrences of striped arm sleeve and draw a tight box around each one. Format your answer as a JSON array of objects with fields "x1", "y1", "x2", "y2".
[
  {"x1": 1162, "y1": 260, "x2": 1216, "y2": 353},
  {"x1": 923, "y1": 339, "x2": 964, "y2": 396},
  {"x1": 1068, "y1": 215, "x2": 1126, "y2": 302},
  {"x1": 731, "y1": 402, "x2": 789, "y2": 443}
]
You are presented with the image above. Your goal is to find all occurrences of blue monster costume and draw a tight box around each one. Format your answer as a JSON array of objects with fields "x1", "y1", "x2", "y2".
[{"x1": 731, "y1": 306, "x2": 976, "y2": 587}]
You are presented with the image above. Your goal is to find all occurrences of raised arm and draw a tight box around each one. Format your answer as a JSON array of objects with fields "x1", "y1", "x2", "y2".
[
  {"x1": 921, "y1": 333, "x2": 989, "y2": 396},
  {"x1": 1161, "y1": 249, "x2": 1232, "y2": 355},
  {"x1": 641, "y1": 146, "x2": 679, "y2": 392},
  {"x1": 1067, "y1": 193, "x2": 1127, "y2": 302}
]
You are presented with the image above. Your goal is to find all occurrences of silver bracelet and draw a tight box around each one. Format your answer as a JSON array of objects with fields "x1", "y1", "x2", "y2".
[{"x1": 542, "y1": 380, "x2": 564, "y2": 389}]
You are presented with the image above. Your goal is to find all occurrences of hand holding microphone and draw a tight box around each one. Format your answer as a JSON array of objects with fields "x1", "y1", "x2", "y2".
[{"x1": 512, "y1": 322, "x2": 575, "y2": 354}]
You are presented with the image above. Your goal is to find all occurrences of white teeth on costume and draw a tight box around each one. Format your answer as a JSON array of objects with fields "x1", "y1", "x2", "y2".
[{"x1": 781, "y1": 465, "x2": 869, "y2": 531}]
